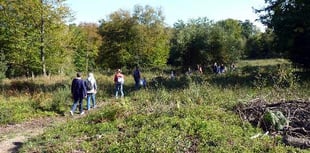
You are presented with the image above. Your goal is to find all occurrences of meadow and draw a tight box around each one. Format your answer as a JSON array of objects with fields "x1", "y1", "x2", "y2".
[{"x1": 1, "y1": 59, "x2": 309, "y2": 152}]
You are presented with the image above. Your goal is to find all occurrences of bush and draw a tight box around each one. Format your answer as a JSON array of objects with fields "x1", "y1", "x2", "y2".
[{"x1": 253, "y1": 64, "x2": 298, "y2": 89}]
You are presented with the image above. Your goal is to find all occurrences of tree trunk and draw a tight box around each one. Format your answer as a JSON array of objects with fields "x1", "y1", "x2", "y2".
[{"x1": 40, "y1": 0, "x2": 46, "y2": 76}]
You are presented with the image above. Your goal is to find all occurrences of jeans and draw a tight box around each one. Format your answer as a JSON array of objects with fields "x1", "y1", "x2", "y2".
[
  {"x1": 71, "y1": 98, "x2": 84, "y2": 113},
  {"x1": 134, "y1": 78, "x2": 140, "y2": 90},
  {"x1": 87, "y1": 93, "x2": 96, "y2": 110},
  {"x1": 115, "y1": 83, "x2": 124, "y2": 98}
]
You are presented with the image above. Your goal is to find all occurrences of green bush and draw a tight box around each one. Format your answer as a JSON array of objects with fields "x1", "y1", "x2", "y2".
[{"x1": 0, "y1": 97, "x2": 38, "y2": 124}]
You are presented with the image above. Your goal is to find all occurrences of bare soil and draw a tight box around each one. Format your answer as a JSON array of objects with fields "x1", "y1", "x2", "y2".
[
  {"x1": 0, "y1": 116, "x2": 69, "y2": 153},
  {"x1": 0, "y1": 101, "x2": 107, "y2": 153}
]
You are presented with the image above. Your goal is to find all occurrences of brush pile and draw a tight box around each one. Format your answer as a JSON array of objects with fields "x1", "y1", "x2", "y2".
[{"x1": 235, "y1": 98, "x2": 310, "y2": 148}]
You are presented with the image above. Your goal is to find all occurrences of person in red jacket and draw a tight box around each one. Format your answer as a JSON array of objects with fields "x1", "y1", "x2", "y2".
[{"x1": 114, "y1": 69, "x2": 124, "y2": 98}]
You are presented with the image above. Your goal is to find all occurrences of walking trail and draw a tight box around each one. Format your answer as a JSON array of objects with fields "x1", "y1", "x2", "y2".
[
  {"x1": 0, "y1": 101, "x2": 106, "y2": 153},
  {"x1": 0, "y1": 116, "x2": 67, "y2": 153}
]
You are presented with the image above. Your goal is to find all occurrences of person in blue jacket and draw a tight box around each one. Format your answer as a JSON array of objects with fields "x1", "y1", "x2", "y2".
[
  {"x1": 133, "y1": 66, "x2": 141, "y2": 90},
  {"x1": 70, "y1": 72, "x2": 87, "y2": 115}
]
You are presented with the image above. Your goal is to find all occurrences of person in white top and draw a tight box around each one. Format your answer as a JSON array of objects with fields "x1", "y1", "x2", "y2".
[{"x1": 85, "y1": 73, "x2": 97, "y2": 110}]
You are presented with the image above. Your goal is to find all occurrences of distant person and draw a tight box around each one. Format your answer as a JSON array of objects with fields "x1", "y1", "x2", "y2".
[
  {"x1": 85, "y1": 72, "x2": 97, "y2": 110},
  {"x1": 133, "y1": 66, "x2": 141, "y2": 90},
  {"x1": 170, "y1": 70, "x2": 175, "y2": 79},
  {"x1": 140, "y1": 77, "x2": 147, "y2": 88},
  {"x1": 187, "y1": 67, "x2": 192, "y2": 75},
  {"x1": 70, "y1": 72, "x2": 87, "y2": 116},
  {"x1": 220, "y1": 64, "x2": 226, "y2": 73},
  {"x1": 114, "y1": 69, "x2": 124, "y2": 98},
  {"x1": 197, "y1": 64, "x2": 203, "y2": 74},
  {"x1": 231, "y1": 63, "x2": 236, "y2": 71},
  {"x1": 213, "y1": 62, "x2": 218, "y2": 74}
]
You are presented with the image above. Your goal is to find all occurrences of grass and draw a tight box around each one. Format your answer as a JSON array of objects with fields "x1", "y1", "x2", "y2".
[
  {"x1": 1, "y1": 59, "x2": 309, "y2": 152},
  {"x1": 238, "y1": 58, "x2": 290, "y2": 67}
]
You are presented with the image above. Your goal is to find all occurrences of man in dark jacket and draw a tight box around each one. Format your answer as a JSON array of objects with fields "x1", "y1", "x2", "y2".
[
  {"x1": 133, "y1": 66, "x2": 141, "y2": 90},
  {"x1": 70, "y1": 72, "x2": 87, "y2": 115}
]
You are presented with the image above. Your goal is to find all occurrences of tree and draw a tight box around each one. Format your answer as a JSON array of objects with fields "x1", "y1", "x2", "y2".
[
  {"x1": 169, "y1": 18, "x2": 245, "y2": 69},
  {"x1": 245, "y1": 29, "x2": 278, "y2": 59},
  {"x1": 69, "y1": 23, "x2": 102, "y2": 72},
  {"x1": 98, "y1": 9, "x2": 135, "y2": 69},
  {"x1": 256, "y1": 0, "x2": 310, "y2": 68},
  {"x1": 1, "y1": 0, "x2": 40, "y2": 77},
  {"x1": 98, "y1": 5, "x2": 170, "y2": 69},
  {"x1": 0, "y1": 51, "x2": 7, "y2": 81},
  {"x1": 0, "y1": 0, "x2": 72, "y2": 77},
  {"x1": 240, "y1": 20, "x2": 260, "y2": 39},
  {"x1": 210, "y1": 19, "x2": 245, "y2": 64},
  {"x1": 168, "y1": 18, "x2": 212, "y2": 68}
]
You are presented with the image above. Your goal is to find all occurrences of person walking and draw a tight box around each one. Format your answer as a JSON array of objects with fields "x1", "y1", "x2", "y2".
[
  {"x1": 197, "y1": 64, "x2": 203, "y2": 74},
  {"x1": 133, "y1": 66, "x2": 141, "y2": 90},
  {"x1": 220, "y1": 64, "x2": 226, "y2": 73},
  {"x1": 114, "y1": 69, "x2": 124, "y2": 98},
  {"x1": 70, "y1": 72, "x2": 87, "y2": 115},
  {"x1": 85, "y1": 72, "x2": 97, "y2": 110},
  {"x1": 213, "y1": 62, "x2": 218, "y2": 74},
  {"x1": 170, "y1": 70, "x2": 175, "y2": 79}
]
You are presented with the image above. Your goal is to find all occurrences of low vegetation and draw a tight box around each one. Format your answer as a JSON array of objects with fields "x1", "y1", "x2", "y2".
[{"x1": 1, "y1": 59, "x2": 309, "y2": 152}]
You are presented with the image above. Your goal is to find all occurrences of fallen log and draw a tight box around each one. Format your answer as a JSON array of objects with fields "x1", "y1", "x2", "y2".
[{"x1": 283, "y1": 135, "x2": 310, "y2": 149}]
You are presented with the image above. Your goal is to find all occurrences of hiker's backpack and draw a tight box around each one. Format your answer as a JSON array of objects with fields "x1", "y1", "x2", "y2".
[
  {"x1": 117, "y1": 76, "x2": 124, "y2": 84},
  {"x1": 85, "y1": 79, "x2": 93, "y2": 90}
]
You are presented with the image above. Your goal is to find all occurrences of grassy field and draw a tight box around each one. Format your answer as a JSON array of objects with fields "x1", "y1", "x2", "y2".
[
  {"x1": 238, "y1": 58, "x2": 290, "y2": 67},
  {"x1": 1, "y1": 59, "x2": 309, "y2": 152}
]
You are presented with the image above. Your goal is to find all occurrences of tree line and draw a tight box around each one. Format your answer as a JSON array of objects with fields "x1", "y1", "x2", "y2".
[{"x1": 0, "y1": 0, "x2": 309, "y2": 78}]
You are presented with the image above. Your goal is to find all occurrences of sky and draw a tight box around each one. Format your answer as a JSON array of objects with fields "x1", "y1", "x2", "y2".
[{"x1": 65, "y1": 0, "x2": 267, "y2": 31}]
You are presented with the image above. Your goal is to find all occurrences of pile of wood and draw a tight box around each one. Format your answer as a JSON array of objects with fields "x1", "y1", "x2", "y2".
[{"x1": 235, "y1": 98, "x2": 310, "y2": 148}]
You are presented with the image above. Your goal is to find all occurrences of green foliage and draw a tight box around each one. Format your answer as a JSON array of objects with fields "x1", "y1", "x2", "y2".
[
  {"x1": 0, "y1": 51, "x2": 7, "y2": 81},
  {"x1": 50, "y1": 87, "x2": 71, "y2": 114},
  {"x1": 0, "y1": 96, "x2": 48, "y2": 124},
  {"x1": 245, "y1": 29, "x2": 280, "y2": 59},
  {"x1": 147, "y1": 75, "x2": 192, "y2": 90},
  {"x1": 0, "y1": 75, "x2": 70, "y2": 124},
  {"x1": 240, "y1": 19, "x2": 260, "y2": 39},
  {"x1": 209, "y1": 19, "x2": 244, "y2": 64},
  {"x1": 98, "y1": 5, "x2": 170, "y2": 69},
  {"x1": 253, "y1": 64, "x2": 299, "y2": 89},
  {"x1": 169, "y1": 18, "x2": 212, "y2": 67},
  {"x1": 28, "y1": 85, "x2": 71, "y2": 115},
  {"x1": 0, "y1": 0, "x2": 73, "y2": 77},
  {"x1": 70, "y1": 23, "x2": 102, "y2": 72},
  {"x1": 263, "y1": 110, "x2": 288, "y2": 131},
  {"x1": 256, "y1": 0, "x2": 310, "y2": 68},
  {"x1": 87, "y1": 103, "x2": 127, "y2": 123},
  {"x1": 169, "y1": 18, "x2": 245, "y2": 68}
]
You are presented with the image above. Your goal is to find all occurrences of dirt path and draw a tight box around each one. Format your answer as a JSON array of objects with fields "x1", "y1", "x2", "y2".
[
  {"x1": 0, "y1": 116, "x2": 68, "y2": 153},
  {"x1": 0, "y1": 100, "x2": 108, "y2": 153}
]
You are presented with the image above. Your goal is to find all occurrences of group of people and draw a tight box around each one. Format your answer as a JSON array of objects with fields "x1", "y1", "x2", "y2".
[
  {"x1": 213, "y1": 62, "x2": 226, "y2": 74},
  {"x1": 212, "y1": 62, "x2": 236, "y2": 74},
  {"x1": 70, "y1": 67, "x2": 145, "y2": 115},
  {"x1": 113, "y1": 66, "x2": 146, "y2": 98},
  {"x1": 70, "y1": 63, "x2": 237, "y2": 115},
  {"x1": 70, "y1": 72, "x2": 97, "y2": 115}
]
